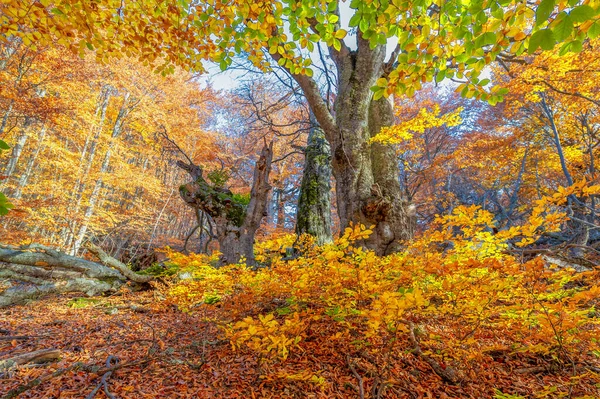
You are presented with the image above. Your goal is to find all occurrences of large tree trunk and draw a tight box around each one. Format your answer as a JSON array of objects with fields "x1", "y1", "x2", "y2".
[
  {"x1": 177, "y1": 142, "x2": 273, "y2": 265},
  {"x1": 0, "y1": 242, "x2": 153, "y2": 307},
  {"x1": 282, "y1": 32, "x2": 415, "y2": 255},
  {"x1": 295, "y1": 122, "x2": 333, "y2": 245},
  {"x1": 328, "y1": 42, "x2": 413, "y2": 254},
  {"x1": 367, "y1": 96, "x2": 416, "y2": 253}
]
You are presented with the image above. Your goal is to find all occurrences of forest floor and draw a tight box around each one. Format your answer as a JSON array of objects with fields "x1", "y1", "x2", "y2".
[{"x1": 1, "y1": 291, "x2": 599, "y2": 399}]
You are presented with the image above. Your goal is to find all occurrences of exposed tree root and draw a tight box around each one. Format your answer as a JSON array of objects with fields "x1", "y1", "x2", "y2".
[
  {"x1": 0, "y1": 243, "x2": 154, "y2": 307},
  {"x1": 85, "y1": 355, "x2": 119, "y2": 399}
]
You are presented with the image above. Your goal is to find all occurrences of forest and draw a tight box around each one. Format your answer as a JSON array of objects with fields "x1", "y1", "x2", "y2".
[{"x1": 0, "y1": 0, "x2": 600, "y2": 398}]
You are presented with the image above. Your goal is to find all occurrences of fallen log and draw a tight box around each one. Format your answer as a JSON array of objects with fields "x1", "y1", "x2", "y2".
[
  {"x1": 0, "y1": 348, "x2": 61, "y2": 370},
  {"x1": 0, "y1": 243, "x2": 155, "y2": 307},
  {"x1": 83, "y1": 242, "x2": 153, "y2": 283}
]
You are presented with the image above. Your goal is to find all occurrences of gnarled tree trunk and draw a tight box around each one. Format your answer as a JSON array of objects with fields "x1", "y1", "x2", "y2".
[
  {"x1": 280, "y1": 32, "x2": 415, "y2": 255},
  {"x1": 177, "y1": 142, "x2": 273, "y2": 266}
]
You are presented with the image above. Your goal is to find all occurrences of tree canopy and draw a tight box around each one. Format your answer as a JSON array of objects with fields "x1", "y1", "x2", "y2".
[{"x1": 2, "y1": 0, "x2": 599, "y2": 105}]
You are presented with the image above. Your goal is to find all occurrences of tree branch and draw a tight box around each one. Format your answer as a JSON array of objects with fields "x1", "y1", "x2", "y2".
[{"x1": 270, "y1": 53, "x2": 337, "y2": 136}]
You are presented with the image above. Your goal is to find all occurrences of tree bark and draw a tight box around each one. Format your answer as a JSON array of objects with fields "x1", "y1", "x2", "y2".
[
  {"x1": 0, "y1": 101, "x2": 13, "y2": 136},
  {"x1": 177, "y1": 142, "x2": 273, "y2": 265},
  {"x1": 367, "y1": 96, "x2": 415, "y2": 253},
  {"x1": 0, "y1": 349, "x2": 61, "y2": 370},
  {"x1": 295, "y1": 122, "x2": 333, "y2": 245},
  {"x1": 328, "y1": 37, "x2": 413, "y2": 254}
]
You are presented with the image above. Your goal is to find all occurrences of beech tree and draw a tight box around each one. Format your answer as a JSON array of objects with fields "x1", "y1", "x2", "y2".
[{"x1": 2, "y1": 0, "x2": 599, "y2": 253}]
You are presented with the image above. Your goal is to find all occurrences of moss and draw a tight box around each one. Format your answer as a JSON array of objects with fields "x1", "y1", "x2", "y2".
[
  {"x1": 98, "y1": 276, "x2": 122, "y2": 286},
  {"x1": 232, "y1": 193, "x2": 251, "y2": 206},
  {"x1": 67, "y1": 297, "x2": 101, "y2": 308},
  {"x1": 226, "y1": 201, "x2": 247, "y2": 227},
  {"x1": 180, "y1": 174, "x2": 249, "y2": 227},
  {"x1": 206, "y1": 169, "x2": 230, "y2": 187}
]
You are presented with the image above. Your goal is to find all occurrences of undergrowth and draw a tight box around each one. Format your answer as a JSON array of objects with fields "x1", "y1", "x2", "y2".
[{"x1": 162, "y1": 184, "x2": 600, "y2": 398}]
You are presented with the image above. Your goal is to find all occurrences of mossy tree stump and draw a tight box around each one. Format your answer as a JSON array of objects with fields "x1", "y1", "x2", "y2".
[{"x1": 177, "y1": 142, "x2": 273, "y2": 266}]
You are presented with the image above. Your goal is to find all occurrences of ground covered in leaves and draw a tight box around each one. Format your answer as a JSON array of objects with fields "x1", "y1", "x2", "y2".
[{"x1": 0, "y1": 287, "x2": 598, "y2": 399}]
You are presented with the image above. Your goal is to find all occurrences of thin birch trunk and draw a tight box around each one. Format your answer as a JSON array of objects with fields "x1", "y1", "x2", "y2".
[
  {"x1": 72, "y1": 92, "x2": 132, "y2": 254},
  {"x1": 13, "y1": 124, "x2": 47, "y2": 199}
]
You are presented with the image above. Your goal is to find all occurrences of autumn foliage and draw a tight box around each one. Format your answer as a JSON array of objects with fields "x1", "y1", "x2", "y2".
[
  {"x1": 2, "y1": 0, "x2": 600, "y2": 397},
  {"x1": 154, "y1": 184, "x2": 600, "y2": 398}
]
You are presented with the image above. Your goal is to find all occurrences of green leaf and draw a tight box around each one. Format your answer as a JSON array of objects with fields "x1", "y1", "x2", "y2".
[
  {"x1": 435, "y1": 70, "x2": 446, "y2": 83},
  {"x1": 589, "y1": 21, "x2": 600, "y2": 39},
  {"x1": 552, "y1": 14, "x2": 573, "y2": 42},
  {"x1": 569, "y1": 39, "x2": 583, "y2": 52},
  {"x1": 460, "y1": 85, "x2": 469, "y2": 97},
  {"x1": 528, "y1": 29, "x2": 555, "y2": 53},
  {"x1": 569, "y1": 5, "x2": 595, "y2": 23},
  {"x1": 333, "y1": 38, "x2": 341, "y2": 51},
  {"x1": 558, "y1": 41, "x2": 572, "y2": 56},
  {"x1": 359, "y1": 19, "x2": 368, "y2": 33},
  {"x1": 373, "y1": 89, "x2": 384, "y2": 100},
  {"x1": 474, "y1": 32, "x2": 496, "y2": 48},
  {"x1": 349, "y1": 13, "x2": 361, "y2": 27},
  {"x1": 536, "y1": 0, "x2": 555, "y2": 27},
  {"x1": 0, "y1": 140, "x2": 9, "y2": 150}
]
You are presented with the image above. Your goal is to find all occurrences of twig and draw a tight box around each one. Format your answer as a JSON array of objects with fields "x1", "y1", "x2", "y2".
[
  {"x1": 346, "y1": 355, "x2": 365, "y2": 399},
  {"x1": 400, "y1": 320, "x2": 459, "y2": 384},
  {"x1": 1, "y1": 357, "x2": 155, "y2": 399},
  {"x1": 0, "y1": 336, "x2": 29, "y2": 341},
  {"x1": 86, "y1": 355, "x2": 119, "y2": 399}
]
